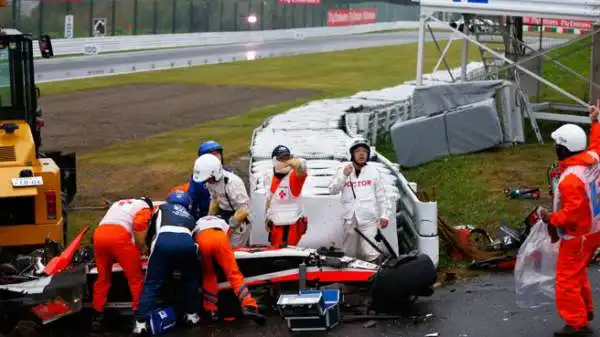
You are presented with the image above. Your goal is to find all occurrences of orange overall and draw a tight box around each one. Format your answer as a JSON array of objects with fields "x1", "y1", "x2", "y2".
[
  {"x1": 91, "y1": 200, "x2": 153, "y2": 313},
  {"x1": 194, "y1": 219, "x2": 257, "y2": 313},
  {"x1": 268, "y1": 169, "x2": 308, "y2": 246},
  {"x1": 550, "y1": 120, "x2": 600, "y2": 329}
]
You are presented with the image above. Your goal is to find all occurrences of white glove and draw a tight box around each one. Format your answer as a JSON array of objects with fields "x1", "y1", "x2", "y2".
[{"x1": 229, "y1": 216, "x2": 240, "y2": 228}]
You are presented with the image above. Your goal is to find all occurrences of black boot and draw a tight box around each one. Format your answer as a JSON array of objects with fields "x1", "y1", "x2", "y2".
[
  {"x1": 91, "y1": 311, "x2": 104, "y2": 333},
  {"x1": 553, "y1": 325, "x2": 591, "y2": 336},
  {"x1": 242, "y1": 306, "x2": 266, "y2": 325}
]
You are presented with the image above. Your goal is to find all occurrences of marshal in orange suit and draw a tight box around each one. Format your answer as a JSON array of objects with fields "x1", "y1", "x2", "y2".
[{"x1": 90, "y1": 197, "x2": 155, "y2": 330}]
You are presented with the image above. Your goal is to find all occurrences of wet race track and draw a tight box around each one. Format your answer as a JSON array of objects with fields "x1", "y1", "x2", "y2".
[{"x1": 31, "y1": 269, "x2": 600, "y2": 337}]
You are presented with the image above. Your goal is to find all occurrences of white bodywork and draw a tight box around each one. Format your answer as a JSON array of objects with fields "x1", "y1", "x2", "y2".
[{"x1": 247, "y1": 97, "x2": 439, "y2": 266}]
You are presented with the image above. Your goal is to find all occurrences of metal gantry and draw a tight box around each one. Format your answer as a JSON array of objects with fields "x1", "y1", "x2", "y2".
[{"x1": 414, "y1": 0, "x2": 600, "y2": 125}]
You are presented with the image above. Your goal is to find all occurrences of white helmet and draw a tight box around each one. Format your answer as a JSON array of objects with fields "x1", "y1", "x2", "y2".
[
  {"x1": 192, "y1": 154, "x2": 223, "y2": 183},
  {"x1": 348, "y1": 137, "x2": 371, "y2": 161},
  {"x1": 551, "y1": 124, "x2": 587, "y2": 152}
]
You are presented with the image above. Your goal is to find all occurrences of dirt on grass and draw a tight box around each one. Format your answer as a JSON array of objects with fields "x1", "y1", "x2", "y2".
[
  {"x1": 38, "y1": 83, "x2": 315, "y2": 212},
  {"x1": 38, "y1": 83, "x2": 315, "y2": 154}
]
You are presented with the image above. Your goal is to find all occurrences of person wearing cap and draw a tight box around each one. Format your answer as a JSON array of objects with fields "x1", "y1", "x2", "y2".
[
  {"x1": 328, "y1": 137, "x2": 392, "y2": 264},
  {"x1": 540, "y1": 100, "x2": 600, "y2": 336},
  {"x1": 262, "y1": 145, "x2": 309, "y2": 247}
]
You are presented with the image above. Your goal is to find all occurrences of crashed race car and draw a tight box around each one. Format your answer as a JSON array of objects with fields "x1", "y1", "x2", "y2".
[
  {"x1": 0, "y1": 88, "x2": 443, "y2": 334},
  {"x1": 0, "y1": 224, "x2": 437, "y2": 334}
]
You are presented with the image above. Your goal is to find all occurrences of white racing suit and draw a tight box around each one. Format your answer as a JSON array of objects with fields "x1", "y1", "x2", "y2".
[
  {"x1": 206, "y1": 171, "x2": 252, "y2": 247},
  {"x1": 328, "y1": 162, "x2": 392, "y2": 262}
]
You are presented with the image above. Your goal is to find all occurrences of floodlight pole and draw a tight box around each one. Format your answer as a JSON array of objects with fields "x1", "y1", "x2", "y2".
[{"x1": 428, "y1": 15, "x2": 592, "y2": 110}]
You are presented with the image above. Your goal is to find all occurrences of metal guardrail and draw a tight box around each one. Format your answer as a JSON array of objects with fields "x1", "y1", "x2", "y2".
[{"x1": 32, "y1": 21, "x2": 448, "y2": 58}]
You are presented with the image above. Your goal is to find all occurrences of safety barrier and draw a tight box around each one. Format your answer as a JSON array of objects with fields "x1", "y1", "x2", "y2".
[
  {"x1": 244, "y1": 61, "x2": 477, "y2": 267},
  {"x1": 33, "y1": 21, "x2": 448, "y2": 58},
  {"x1": 352, "y1": 36, "x2": 570, "y2": 144}
]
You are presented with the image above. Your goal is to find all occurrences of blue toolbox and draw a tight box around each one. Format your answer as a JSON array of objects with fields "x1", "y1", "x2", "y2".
[
  {"x1": 276, "y1": 289, "x2": 342, "y2": 332},
  {"x1": 149, "y1": 307, "x2": 177, "y2": 335}
]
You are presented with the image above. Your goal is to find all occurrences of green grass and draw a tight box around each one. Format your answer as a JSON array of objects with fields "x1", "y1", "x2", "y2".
[
  {"x1": 539, "y1": 35, "x2": 591, "y2": 103},
  {"x1": 49, "y1": 39, "x2": 478, "y2": 241},
  {"x1": 374, "y1": 35, "x2": 593, "y2": 270}
]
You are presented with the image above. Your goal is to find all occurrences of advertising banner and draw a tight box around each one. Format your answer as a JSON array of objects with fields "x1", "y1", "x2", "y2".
[
  {"x1": 523, "y1": 16, "x2": 592, "y2": 30},
  {"x1": 278, "y1": 0, "x2": 321, "y2": 4},
  {"x1": 327, "y1": 8, "x2": 377, "y2": 27}
]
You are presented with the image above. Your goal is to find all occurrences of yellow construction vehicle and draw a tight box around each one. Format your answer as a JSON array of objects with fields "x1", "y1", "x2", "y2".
[{"x1": 0, "y1": 28, "x2": 76, "y2": 262}]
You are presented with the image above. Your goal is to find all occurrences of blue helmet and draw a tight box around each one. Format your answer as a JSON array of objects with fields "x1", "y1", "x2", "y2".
[
  {"x1": 166, "y1": 191, "x2": 191, "y2": 209},
  {"x1": 198, "y1": 141, "x2": 223, "y2": 157}
]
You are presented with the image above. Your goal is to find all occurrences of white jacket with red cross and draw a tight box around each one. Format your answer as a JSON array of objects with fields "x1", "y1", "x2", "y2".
[{"x1": 328, "y1": 161, "x2": 393, "y2": 224}]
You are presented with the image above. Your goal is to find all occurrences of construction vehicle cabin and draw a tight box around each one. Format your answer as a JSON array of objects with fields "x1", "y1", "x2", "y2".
[{"x1": 0, "y1": 27, "x2": 76, "y2": 260}]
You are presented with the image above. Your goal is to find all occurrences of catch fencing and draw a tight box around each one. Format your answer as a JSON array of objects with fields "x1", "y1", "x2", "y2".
[{"x1": 2, "y1": 0, "x2": 419, "y2": 38}]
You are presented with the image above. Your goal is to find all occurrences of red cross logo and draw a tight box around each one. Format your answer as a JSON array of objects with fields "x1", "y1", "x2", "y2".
[{"x1": 278, "y1": 190, "x2": 286, "y2": 199}]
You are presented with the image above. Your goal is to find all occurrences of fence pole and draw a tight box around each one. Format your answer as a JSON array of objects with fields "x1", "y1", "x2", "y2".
[
  {"x1": 133, "y1": 0, "x2": 138, "y2": 35},
  {"x1": 260, "y1": 0, "x2": 264, "y2": 30},
  {"x1": 89, "y1": 0, "x2": 95, "y2": 37},
  {"x1": 189, "y1": 0, "x2": 194, "y2": 32},
  {"x1": 234, "y1": 1, "x2": 238, "y2": 31},
  {"x1": 110, "y1": 0, "x2": 116, "y2": 35},
  {"x1": 152, "y1": 0, "x2": 157, "y2": 33},
  {"x1": 38, "y1": 0, "x2": 45, "y2": 36},
  {"x1": 172, "y1": 0, "x2": 177, "y2": 33},
  {"x1": 219, "y1": 0, "x2": 223, "y2": 31}
]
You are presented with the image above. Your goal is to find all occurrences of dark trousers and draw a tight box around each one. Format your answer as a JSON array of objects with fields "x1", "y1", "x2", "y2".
[{"x1": 135, "y1": 232, "x2": 200, "y2": 321}]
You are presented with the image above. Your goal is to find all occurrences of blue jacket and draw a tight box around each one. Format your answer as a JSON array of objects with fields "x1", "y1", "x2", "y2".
[{"x1": 188, "y1": 166, "x2": 233, "y2": 220}]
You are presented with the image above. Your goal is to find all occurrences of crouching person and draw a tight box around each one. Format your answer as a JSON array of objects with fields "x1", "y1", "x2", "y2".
[
  {"x1": 91, "y1": 197, "x2": 154, "y2": 331},
  {"x1": 133, "y1": 191, "x2": 202, "y2": 335},
  {"x1": 192, "y1": 215, "x2": 266, "y2": 325},
  {"x1": 192, "y1": 153, "x2": 252, "y2": 247}
]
